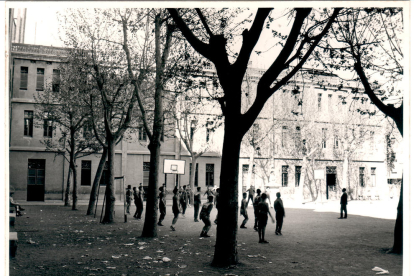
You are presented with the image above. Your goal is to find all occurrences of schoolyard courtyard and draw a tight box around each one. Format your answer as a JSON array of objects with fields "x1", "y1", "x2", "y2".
[{"x1": 8, "y1": 199, "x2": 402, "y2": 276}]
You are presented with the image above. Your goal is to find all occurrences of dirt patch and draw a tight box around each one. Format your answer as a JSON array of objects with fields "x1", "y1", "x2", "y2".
[{"x1": 9, "y1": 204, "x2": 402, "y2": 275}]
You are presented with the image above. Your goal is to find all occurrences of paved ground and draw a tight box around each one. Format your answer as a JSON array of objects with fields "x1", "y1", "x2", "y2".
[{"x1": 8, "y1": 199, "x2": 402, "y2": 276}]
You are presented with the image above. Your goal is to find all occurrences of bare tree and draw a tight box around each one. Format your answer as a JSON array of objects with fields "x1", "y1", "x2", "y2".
[
  {"x1": 34, "y1": 55, "x2": 101, "y2": 210},
  {"x1": 317, "y1": 8, "x2": 404, "y2": 253},
  {"x1": 168, "y1": 8, "x2": 341, "y2": 266}
]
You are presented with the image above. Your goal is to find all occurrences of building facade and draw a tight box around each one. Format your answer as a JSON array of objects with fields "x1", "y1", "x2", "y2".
[
  {"x1": 9, "y1": 43, "x2": 395, "y2": 203},
  {"x1": 9, "y1": 43, "x2": 222, "y2": 201}
]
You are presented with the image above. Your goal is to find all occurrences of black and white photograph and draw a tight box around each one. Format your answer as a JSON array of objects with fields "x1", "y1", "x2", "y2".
[{"x1": 2, "y1": 2, "x2": 411, "y2": 275}]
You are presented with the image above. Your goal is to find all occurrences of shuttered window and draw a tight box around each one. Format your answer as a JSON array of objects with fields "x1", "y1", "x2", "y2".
[
  {"x1": 43, "y1": 119, "x2": 53, "y2": 137},
  {"x1": 206, "y1": 164, "x2": 214, "y2": 187},
  {"x1": 24, "y1": 111, "x2": 33, "y2": 137},
  {"x1": 36, "y1": 68, "x2": 45, "y2": 91},
  {"x1": 143, "y1": 162, "x2": 150, "y2": 187},
  {"x1": 52, "y1": 69, "x2": 60, "y2": 92},
  {"x1": 20, "y1": 67, "x2": 28, "y2": 89}
]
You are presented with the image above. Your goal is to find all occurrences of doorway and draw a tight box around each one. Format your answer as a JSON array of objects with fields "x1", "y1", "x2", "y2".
[
  {"x1": 27, "y1": 159, "x2": 45, "y2": 201},
  {"x1": 326, "y1": 166, "x2": 337, "y2": 200}
]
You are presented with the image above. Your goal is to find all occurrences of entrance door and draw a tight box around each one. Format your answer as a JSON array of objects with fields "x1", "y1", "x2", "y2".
[
  {"x1": 27, "y1": 159, "x2": 45, "y2": 201},
  {"x1": 326, "y1": 166, "x2": 337, "y2": 200}
]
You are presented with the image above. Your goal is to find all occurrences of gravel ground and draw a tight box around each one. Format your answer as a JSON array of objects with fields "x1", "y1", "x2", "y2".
[{"x1": 8, "y1": 199, "x2": 402, "y2": 276}]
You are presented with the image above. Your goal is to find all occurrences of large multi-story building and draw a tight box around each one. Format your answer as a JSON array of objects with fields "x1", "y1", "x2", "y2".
[
  {"x1": 9, "y1": 42, "x2": 395, "y2": 203},
  {"x1": 9, "y1": 43, "x2": 222, "y2": 201}
]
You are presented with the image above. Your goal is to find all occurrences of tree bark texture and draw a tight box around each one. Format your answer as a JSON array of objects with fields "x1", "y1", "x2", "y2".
[
  {"x1": 64, "y1": 167, "x2": 72, "y2": 207},
  {"x1": 70, "y1": 130, "x2": 78, "y2": 210},
  {"x1": 102, "y1": 138, "x2": 116, "y2": 223},
  {"x1": 188, "y1": 156, "x2": 198, "y2": 205},
  {"x1": 86, "y1": 147, "x2": 108, "y2": 215},
  {"x1": 212, "y1": 120, "x2": 242, "y2": 267},
  {"x1": 390, "y1": 178, "x2": 403, "y2": 254},
  {"x1": 141, "y1": 14, "x2": 168, "y2": 237}
]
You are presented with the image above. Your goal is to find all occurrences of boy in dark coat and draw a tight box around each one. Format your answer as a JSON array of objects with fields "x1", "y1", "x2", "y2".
[
  {"x1": 339, "y1": 188, "x2": 348, "y2": 219},
  {"x1": 180, "y1": 185, "x2": 188, "y2": 217},
  {"x1": 125, "y1": 185, "x2": 132, "y2": 214},
  {"x1": 247, "y1": 185, "x2": 255, "y2": 206},
  {"x1": 257, "y1": 193, "x2": 274, "y2": 243},
  {"x1": 253, "y1": 189, "x2": 262, "y2": 231},
  {"x1": 171, "y1": 187, "x2": 180, "y2": 231},
  {"x1": 274, "y1": 192, "x2": 285, "y2": 235},
  {"x1": 158, "y1": 186, "x2": 166, "y2": 226},
  {"x1": 200, "y1": 195, "x2": 214, "y2": 237},
  {"x1": 194, "y1": 187, "x2": 201, "y2": 222},
  {"x1": 240, "y1": 192, "x2": 248, "y2": 228}
]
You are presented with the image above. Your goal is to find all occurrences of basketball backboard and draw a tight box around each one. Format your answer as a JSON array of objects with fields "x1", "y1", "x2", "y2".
[{"x1": 163, "y1": 159, "x2": 186, "y2": 175}]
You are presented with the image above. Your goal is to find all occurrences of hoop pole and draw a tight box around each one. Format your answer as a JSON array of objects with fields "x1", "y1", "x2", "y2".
[
  {"x1": 100, "y1": 193, "x2": 106, "y2": 223},
  {"x1": 94, "y1": 185, "x2": 101, "y2": 218},
  {"x1": 123, "y1": 177, "x2": 127, "y2": 223}
]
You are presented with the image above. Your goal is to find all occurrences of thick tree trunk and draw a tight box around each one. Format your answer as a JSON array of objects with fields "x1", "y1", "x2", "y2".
[
  {"x1": 102, "y1": 138, "x2": 116, "y2": 223},
  {"x1": 141, "y1": 14, "x2": 169, "y2": 237},
  {"x1": 86, "y1": 147, "x2": 108, "y2": 215},
  {"x1": 141, "y1": 142, "x2": 161, "y2": 237},
  {"x1": 390, "y1": 178, "x2": 403, "y2": 254},
  {"x1": 64, "y1": 167, "x2": 72, "y2": 206},
  {"x1": 212, "y1": 123, "x2": 242, "y2": 267}
]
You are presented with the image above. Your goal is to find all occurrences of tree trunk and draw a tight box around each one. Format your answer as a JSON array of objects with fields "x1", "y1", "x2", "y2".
[
  {"x1": 64, "y1": 167, "x2": 72, "y2": 206},
  {"x1": 246, "y1": 149, "x2": 254, "y2": 189},
  {"x1": 188, "y1": 155, "x2": 198, "y2": 205},
  {"x1": 70, "y1": 131, "x2": 78, "y2": 210},
  {"x1": 141, "y1": 14, "x2": 169, "y2": 237},
  {"x1": 212, "y1": 122, "x2": 242, "y2": 267},
  {"x1": 102, "y1": 137, "x2": 116, "y2": 223},
  {"x1": 71, "y1": 162, "x2": 78, "y2": 210},
  {"x1": 141, "y1": 142, "x2": 161, "y2": 237},
  {"x1": 86, "y1": 147, "x2": 108, "y2": 215},
  {"x1": 342, "y1": 153, "x2": 353, "y2": 200},
  {"x1": 297, "y1": 156, "x2": 307, "y2": 203},
  {"x1": 390, "y1": 178, "x2": 403, "y2": 254}
]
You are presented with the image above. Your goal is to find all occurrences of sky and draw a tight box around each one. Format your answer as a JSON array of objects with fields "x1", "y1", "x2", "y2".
[{"x1": 25, "y1": 7, "x2": 63, "y2": 47}]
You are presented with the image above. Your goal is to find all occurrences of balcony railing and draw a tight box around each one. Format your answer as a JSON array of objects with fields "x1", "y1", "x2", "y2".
[{"x1": 12, "y1": 43, "x2": 68, "y2": 57}]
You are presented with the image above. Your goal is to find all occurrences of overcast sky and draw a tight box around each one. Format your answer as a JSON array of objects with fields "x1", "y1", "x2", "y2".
[{"x1": 25, "y1": 7, "x2": 63, "y2": 47}]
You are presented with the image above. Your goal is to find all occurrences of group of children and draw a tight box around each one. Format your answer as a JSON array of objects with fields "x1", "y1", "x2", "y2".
[
  {"x1": 125, "y1": 184, "x2": 144, "y2": 220},
  {"x1": 125, "y1": 184, "x2": 284, "y2": 242},
  {"x1": 241, "y1": 188, "x2": 285, "y2": 243}
]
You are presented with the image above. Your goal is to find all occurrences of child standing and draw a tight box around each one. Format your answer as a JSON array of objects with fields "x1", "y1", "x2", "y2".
[
  {"x1": 193, "y1": 187, "x2": 201, "y2": 222},
  {"x1": 180, "y1": 185, "x2": 188, "y2": 217},
  {"x1": 135, "y1": 186, "x2": 144, "y2": 219},
  {"x1": 257, "y1": 193, "x2": 274, "y2": 243},
  {"x1": 240, "y1": 192, "x2": 248, "y2": 229},
  {"x1": 253, "y1": 189, "x2": 262, "y2": 231},
  {"x1": 274, "y1": 192, "x2": 285, "y2": 235},
  {"x1": 200, "y1": 195, "x2": 214, "y2": 237},
  {"x1": 125, "y1": 185, "x2": 133, "y2": 214},
  {"x1": 170, "y1": 188, "x2": 180, "y2": 231},
  {"x1": 158, "y1": 186, "x2": 166, "y2": 226}
]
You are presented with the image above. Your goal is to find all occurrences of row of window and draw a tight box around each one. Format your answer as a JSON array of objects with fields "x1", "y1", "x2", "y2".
[
  {"x1": 317, "y1": 92, "x2": 372, "y2": 111},
  {"x1": 20, "y1": 66, "x2": 60, "y2": 92},
  {"x1": 24, "y1": 111, "x2": 53, "y2": 138},
  {"x1": 242, "y1": 165, "x2": 377, "y2": 188},
  {"x1": 281, "y1": 126, "x2": 375, "y2": 150},
  {"x1": 80, "y1": 161, "x2": 214, "y2": 187}
]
